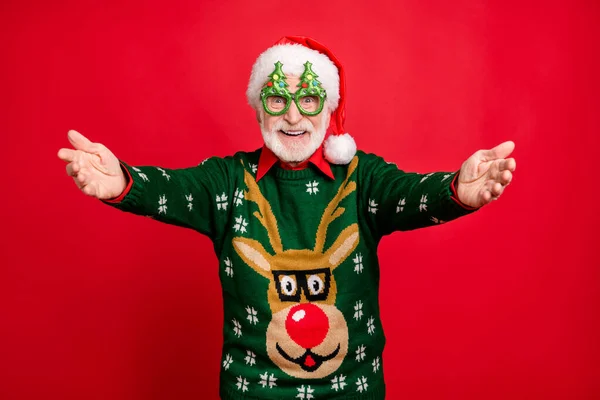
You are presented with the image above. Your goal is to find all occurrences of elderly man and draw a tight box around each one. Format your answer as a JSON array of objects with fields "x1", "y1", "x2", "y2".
[{"x1": 57, "y1": 36, "x2": 516, "y2": 400}]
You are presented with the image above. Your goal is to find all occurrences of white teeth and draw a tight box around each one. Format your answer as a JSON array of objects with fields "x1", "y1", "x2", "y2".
[{"x1": 282, "y1": 130, "x2": 305, "y2": 136}]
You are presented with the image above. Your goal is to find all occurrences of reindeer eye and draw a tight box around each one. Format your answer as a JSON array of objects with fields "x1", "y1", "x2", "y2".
[
  {"x1": 280, "y1": 275, "x2": 297, "y2": 296},
  {"x1": 307, "y1": 275, "x2": 325, "y2": 295}
]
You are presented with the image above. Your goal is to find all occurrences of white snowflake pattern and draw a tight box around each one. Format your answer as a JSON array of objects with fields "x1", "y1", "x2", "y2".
[
  {"x1": 132, "y1": 167, "x2": 148, "y2": 181},
  {"x1": 200, "y1": 158, "x2": 209, "y2": 165},
  {"x1": 420, "y1": 172, "x2": 434, "y2": 183},
  {"x1": 356, "y1": 376, "x2": 368, "y2": 393},
  {"x1": 331, "y1": 374, "x2": 347, "y2": 391},
  {"x1": 353, "y1": 300, "x2": 363, "y2": 321},
  {"x1": 233, "y1": 188, "x2": 244, "y2": 207},
  {"x1": 396, "y1": 198, "x2": 406, "y2": 213},
  {"x1": 431, "y1": 216, "x2": 446, "y2": 224},
  {"x1": 216, "y1": 193, "x2": 228, "y2": 210},
  {"x1": 355, "y1": 344, "x2": 366, "y2": 362},
  {"x1": 234, "y1": 215, "x2": 248, "y2": 233},
  {"x1": 442, "y1": 173, "x2": 452, "y2": 181},
  {"x1": 372, "y1": 356, "x2": 380, "y2": 373},
  {"x1": 158, "y1": 195, "x2": 167, "y2": 214},
  {"x1": 236, "y1": 376, "x2": 249, "y2": 392},
  {"x1": 185, "y1": 194, "x2": 193, "y2": 211},
  {"x1": 224, "y1": 257, "x2": 234, "y2": 278},
  {"x1": 244, "y1": 350, "x2": 256, "y2": 366},
  {"x1": 353, "y1": 253, "x2": 363, "y2": 274},
  {"x1": 246, "y1": 306, "x2": 258, "y2": 325},
  {"x1": 306, "y1": 180, "x2": 319, "y2": 195},
  {"x1": 259, "y1": 372, "x2": 277, "y2": 388},
  {"x1": 222, "y1": 354, "x2": 233, "y2": 370},
  {"x1": 296, "y1": 385, "x2": 315, "y2": 399},
  {"x1": 232, "y1": 319, "x2": 242, "y2": 338},
  {"x1": 367, "y1": 316, "x2": 375, "y2": 335},
  {"x1": 368, "y1": 199, "x2": 378, "y2": 214},
  {"x1": 156, "y1": 167, "x2": 171, "y2": 181},
  {"x1": 250, "y1": 163, "x2": 258, "y2": 173},
  {"x1": 419, "y1": 194, "x2": 428, "y2": 212}
]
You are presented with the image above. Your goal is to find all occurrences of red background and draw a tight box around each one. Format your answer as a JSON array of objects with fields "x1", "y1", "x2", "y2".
[{"x1": 2, "y1": 1, "x2": 599, "y2": 399}]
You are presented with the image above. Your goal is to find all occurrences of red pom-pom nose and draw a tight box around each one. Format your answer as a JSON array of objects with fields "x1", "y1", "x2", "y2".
[{"x1": 285, "y1": 304, "x2": 329, "y2": 349}]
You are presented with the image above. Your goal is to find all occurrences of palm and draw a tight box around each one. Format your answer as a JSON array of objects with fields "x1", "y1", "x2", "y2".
[
  {"x1": 57, "y1": 130, "x2": 126, "y2": 199},
  {"x1": 456, "y1": 141, "x2": 516, "y2": 208}
]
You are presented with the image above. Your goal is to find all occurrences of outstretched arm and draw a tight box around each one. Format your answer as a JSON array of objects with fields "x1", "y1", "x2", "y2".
[
  {"x1": 359, "y1": 141, "x2": 517, "y2": 237},
  {"x1": 57, "y1": 130, "x2": 234, "y2": 239}
]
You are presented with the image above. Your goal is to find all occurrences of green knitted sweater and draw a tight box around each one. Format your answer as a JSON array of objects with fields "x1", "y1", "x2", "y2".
[{"x1": 107, "y1": 148, "x2": 476, "y2": 400}]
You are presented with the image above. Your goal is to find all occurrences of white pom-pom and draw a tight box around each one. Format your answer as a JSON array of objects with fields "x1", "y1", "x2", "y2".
[{"x1": 324, "y1": 133, "x2": 356, "y2": 165}]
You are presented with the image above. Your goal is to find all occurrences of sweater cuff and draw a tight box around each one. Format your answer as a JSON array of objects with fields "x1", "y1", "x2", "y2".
[
  {"x1": 101, "y1": 161, "x2": 145, "y2": 211},
  {"x1": 103, "y1": 162, "x2": 133, "y2": 204},
  {"x1": 450, "y1": 172, "x2": 480, "y2": 211}
]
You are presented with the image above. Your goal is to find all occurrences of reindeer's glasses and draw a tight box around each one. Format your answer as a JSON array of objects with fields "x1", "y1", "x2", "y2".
[
  {"x1": 260, "y1": 61, "x2": 327, "y2": 116},
  {"x1": 272, "y1": 268, "x2": 332, "y2": 302}
]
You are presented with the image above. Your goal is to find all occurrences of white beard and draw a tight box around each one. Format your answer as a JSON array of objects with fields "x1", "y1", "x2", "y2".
[{"x1": 260, "y1": 113, "x2": 329, "y2": 163}]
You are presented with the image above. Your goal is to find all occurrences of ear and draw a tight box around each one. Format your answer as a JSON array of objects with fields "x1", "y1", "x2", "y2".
[
  {"x1": 325, "y1": 224, "x2": 360, "y2": 270},
  {"x1": 233, "y1": 237, "x2": 272, "y2": 278},
  {"x1": 256, "y1": 109, "x2": 262, "y2": 123}
]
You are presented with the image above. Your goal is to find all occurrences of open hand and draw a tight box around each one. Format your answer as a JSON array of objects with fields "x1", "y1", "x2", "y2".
[
  {"x1": 57, "y1": 130, "x2": 126, "y2": 199},
  {"x1": 456, "y1": 141, "x2": 516, "y2": 208}
]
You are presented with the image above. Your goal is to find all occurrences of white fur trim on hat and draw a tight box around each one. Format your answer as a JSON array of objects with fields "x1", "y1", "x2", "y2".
[
  {"x1": 247, "y1": 44, "x2": 340, "y2": 111},
  {"x1": 324, "y1": 133, "x2": 356, "y2": 164}
]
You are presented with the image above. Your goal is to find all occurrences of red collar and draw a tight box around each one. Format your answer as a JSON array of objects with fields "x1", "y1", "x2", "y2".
[{"x1": 256, "y1": 145, "x2": 335, "y2": 182}]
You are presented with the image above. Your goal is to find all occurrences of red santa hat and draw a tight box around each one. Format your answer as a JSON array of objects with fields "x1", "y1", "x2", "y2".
[{"x1": 247, "y1": 36, "x2": 356, "y2": 164}]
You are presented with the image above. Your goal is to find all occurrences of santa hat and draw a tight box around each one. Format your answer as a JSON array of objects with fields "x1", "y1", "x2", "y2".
[{"x1": 247, "y1": 36, "x2": 356, "y2": 164}]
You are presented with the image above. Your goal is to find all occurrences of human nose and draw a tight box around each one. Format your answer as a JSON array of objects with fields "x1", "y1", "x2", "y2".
[{"x1": 283, "y1": 101, "x2": 302, "y2": 125}]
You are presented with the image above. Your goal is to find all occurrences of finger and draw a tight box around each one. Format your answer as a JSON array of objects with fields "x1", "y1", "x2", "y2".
[
  {"x1": 67, "y1": 130, "x2": 95, "y2": 152},
  {"x1": 72, "y1": 176, "x2": 84, "y2": 189},
  {"x1": 57, "y1": 148, "x2": 76, "y2": 162},
  {"x1": 82, "y1": 183, "x2": 97, "y2": 197},
  {"x1": 499, "y1": 157, "x2": 516, "y2": 172},
  {"x1": 491, "y1": 182, "x2": 504, "y2": 197},
  {"x1": 482, "y1": 189, "x2": 493, "y2": 204},
  {"x1": 480, "y1": 141, "x2": 515, "y2": 162},
  {"x1": 72, "y1": 159, "x2": 81, "y2": 174},
  {"x1": 492, "y1": 168, "x2": 513, "y2": 185},
  {"x1": 76, "y1": 170, "x2": 89, "y2": 186},
  {"x1": 66, "y1": 163, "x2": 76, "y2": 177},
  {"x1": 499, "y1": 169, "x2": 512, "y2": 185}
]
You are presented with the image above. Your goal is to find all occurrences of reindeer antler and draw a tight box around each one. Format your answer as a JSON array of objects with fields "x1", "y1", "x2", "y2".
[
  {"x1": 314, "y1": 157, "x2": 358, "y2": 253},
  {"x1": 242, "y1": 166, "x2": 284, "y2": 254}
]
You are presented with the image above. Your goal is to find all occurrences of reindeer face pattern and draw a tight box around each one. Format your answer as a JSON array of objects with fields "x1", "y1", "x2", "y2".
[{"x1": 233, "y1": 158, "x2": 359, "y2": 379}]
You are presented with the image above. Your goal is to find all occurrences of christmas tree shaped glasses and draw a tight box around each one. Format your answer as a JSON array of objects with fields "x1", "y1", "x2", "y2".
[{"x1": 260, "y1": 61, "x2": 327, "y2": 116}]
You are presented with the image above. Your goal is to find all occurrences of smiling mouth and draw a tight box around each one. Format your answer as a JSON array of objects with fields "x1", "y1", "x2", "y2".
[
  {"x1": 276, "y1": 343, "x2": 341, "y2": 372},
  {"x1": 280, "y1": 130, "x2": 306, "y2": 137}
]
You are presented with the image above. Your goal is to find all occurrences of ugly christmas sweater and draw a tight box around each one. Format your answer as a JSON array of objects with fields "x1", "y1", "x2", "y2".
[{"x1": 106, "y1": 148, "x2": 476, "y2": 400}]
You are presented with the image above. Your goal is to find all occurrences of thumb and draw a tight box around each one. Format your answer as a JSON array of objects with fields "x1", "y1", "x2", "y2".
[
  {"x1": 68, "y1": 130, "x2": 95, "y2": 153},
  {"x1": 480, "y1": 141, "x2": 515, "y2": 161}
]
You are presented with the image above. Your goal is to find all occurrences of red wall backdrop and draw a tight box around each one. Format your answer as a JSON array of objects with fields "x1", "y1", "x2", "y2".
[{"x1": 1, "y1": 1, "x2": 599, "y2": 399}]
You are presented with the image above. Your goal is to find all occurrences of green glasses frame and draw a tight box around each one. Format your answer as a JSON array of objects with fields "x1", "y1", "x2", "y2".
[{"x1": 260, "y1": 61, "x2": 327, "y2": 117}]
